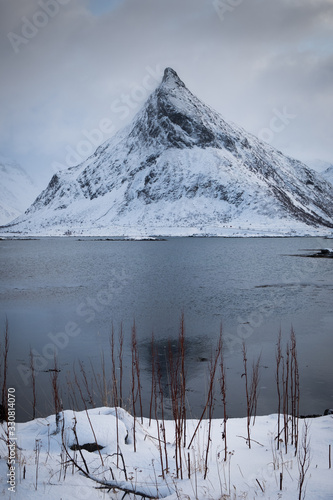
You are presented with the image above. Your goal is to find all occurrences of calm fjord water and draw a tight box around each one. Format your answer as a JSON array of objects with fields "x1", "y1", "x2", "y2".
[{"x1": 0, "y1": 237, "x2": 332, "y2": 421}]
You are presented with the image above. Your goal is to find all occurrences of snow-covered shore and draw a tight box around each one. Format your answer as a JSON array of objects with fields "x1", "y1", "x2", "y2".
[
  {"x1": 1, "y1": 407, "x2": 332, "y2": 499},
  {"x1": 1, "y1": 223, "x2": 333, "y2": 238}
]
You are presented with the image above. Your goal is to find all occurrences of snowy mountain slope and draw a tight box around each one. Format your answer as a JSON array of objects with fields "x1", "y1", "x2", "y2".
[
  {"x1": 0, "y1": 155, "x2": 40, "y2": 225},
  {"x1": 3, "y1": 68, "x2": 333, "y2": 236}
]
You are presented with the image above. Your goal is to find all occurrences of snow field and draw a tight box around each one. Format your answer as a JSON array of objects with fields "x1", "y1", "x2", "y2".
[{"x1": 1, "y1": 407, "x2": 332, "y2": 499}]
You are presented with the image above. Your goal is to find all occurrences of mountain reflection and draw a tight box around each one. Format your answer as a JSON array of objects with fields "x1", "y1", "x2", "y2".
[{"x1": 139, "y1": 335, "x2": 212, "y2": 401}]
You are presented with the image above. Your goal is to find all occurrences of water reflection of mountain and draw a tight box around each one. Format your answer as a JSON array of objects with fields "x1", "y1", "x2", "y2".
[{"x1": 139, "y1": 335, "x2": 212, "y2": 404}]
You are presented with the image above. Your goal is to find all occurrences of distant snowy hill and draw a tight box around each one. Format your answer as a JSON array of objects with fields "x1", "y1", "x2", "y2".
[
  {"x1": 321, "y1": 164, "x2": 333, "y2": 186},
  {"x1": 306, "y1": 159, "x2": 333, "y2": 188},
  {"x1": 0, "y1": 156, "x2": 40, "y2": 225},
  {"x1": 3, "y1": 68, "x2": 333, "y2": 236},
  {"x1": 306, "y1": 159, "x2": 333, "y2": 174}
]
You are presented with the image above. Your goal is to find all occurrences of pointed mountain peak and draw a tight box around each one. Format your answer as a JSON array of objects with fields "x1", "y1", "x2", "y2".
[{"x1": 161, "y1": 67, "x2": 185, "y2": 88}]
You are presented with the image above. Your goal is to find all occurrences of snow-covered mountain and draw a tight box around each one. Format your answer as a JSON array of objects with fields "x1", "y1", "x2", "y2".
[
  {"x1": 306, "y1": 159, "x2": 333, "y2": 174},
  {"x1": 0, "y1": 156, "x2": 40, "y2": 225},
  {"x1": 306, "y1": 159, "x2": 333, "y2": 189},
  {"x1": 3, "y1": 68, "x2": 333, "y2": 236},
  {"x1": 321, "y1": 164, "x2": 333, "y2": 186}
]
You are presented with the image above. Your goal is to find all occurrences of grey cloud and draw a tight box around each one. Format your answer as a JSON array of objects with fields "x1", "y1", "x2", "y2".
[{"x1": 0, "y1": 0, "x2": 332, "y2": 183}]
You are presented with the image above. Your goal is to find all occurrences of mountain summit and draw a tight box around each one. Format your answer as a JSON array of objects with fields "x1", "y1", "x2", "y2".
[
  {"x1": 3, "y1": 68, "x2": 333, "y2": 236},
  {"x1": 161, "y1": 67, "x2": 185, "y2": 86}
]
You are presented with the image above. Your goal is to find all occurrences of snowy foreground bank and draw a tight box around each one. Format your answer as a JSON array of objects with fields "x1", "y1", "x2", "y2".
[{"x1": 1, "y1": 407, "x2": 332, "y2": 499}]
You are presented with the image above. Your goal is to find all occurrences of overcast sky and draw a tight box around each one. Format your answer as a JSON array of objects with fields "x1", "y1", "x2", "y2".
[{"x1": 1, "y1": 0, "x2": 333, "y2": 187}]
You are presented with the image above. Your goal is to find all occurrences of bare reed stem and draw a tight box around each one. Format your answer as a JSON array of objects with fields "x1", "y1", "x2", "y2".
[
  {"x1": 131, "y1": 323, "x2": 137, "y2": 452},
  {"x1": 50, "y1": 353, "x2": 61, "y2": 431},
  {"x1": 298, "y1": 420, "x2": 311, "y2": 500},
  {"x1": 149, "y1": 332, "x2": 155, "y2": 426},
  {"x1": 110, "y1": 325, "x2": 119, "y2": 407},
  {"x1": 157, "y1": 350, "x2": 168, "y2": 474},
  {"x1": 30, "y1": 348, "x2": 37, "y2": 419},
  {"x1": 119, "y1": 323, "x2": 124, "y2": 407},
  {"x1": 242, "y1": 342, "x2": 261, "y2": 448},
  {"x1": 219, "y1": 326, "x2": 227, "y2": 461},
  {"x1": 276, "y1": 330, "x2": 282, "y2": 450},
  {"x1": 242, "y1": 342, "x2": 251, "y2": 448}
]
